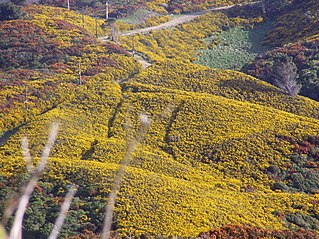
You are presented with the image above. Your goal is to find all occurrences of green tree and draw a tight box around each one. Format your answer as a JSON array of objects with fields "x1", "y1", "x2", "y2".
[{"x1": 0, "y1": 2, "x2": 23, "y2": 21}]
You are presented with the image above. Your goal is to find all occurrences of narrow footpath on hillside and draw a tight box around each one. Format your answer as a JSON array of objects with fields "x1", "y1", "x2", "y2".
[{"x1": 99, "y1": 3, "x2": 257, "y2": 69}]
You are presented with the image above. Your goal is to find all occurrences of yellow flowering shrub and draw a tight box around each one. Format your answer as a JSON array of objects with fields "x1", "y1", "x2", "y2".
[
  {"x1": 0, "y1": 5, "x2": 141, "y2": 135},
  {"x1": 2, "y1": 59, "x2": 319, "y2": 237},
  {"x1": 24, "y1": 5, "x2": 107, "y2": 37},
  {"x1": 2, "y1": 3, "x2": 319, "y2": 238}
]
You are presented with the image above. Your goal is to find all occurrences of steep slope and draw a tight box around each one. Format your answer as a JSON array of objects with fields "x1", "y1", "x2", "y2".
[
  {"x1": 1, "y1": 3, "x2": 319, "y2": 239},
  {"x1": 2, "y1": 60, "x2": 319, "y2": 237},
  {"x1": 0, "y1": 5, "x2": 140, "y2": 135},
  {"x1": 264, "y1": 0, "x2": 319, "y2": 46}
]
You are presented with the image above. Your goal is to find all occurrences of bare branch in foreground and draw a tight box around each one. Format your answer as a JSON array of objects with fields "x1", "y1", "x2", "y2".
[
  {"x1": 102, "y1": 113, "x2": 150, "y2": 239},
  {"x1": 9, "y1": 122, "x2": 59, "y2": 239},
  {"x1": 48, "y1": 185, "x2": 78, "y2": 239}
]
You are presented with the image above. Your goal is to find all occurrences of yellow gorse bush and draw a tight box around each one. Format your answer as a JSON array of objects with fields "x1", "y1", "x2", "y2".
[{"x1": 2, "y1": 58, "x2": 319, "y2": 237}]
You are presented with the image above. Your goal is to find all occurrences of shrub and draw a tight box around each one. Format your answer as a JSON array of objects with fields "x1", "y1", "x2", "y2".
[{"x1": 0, "y1": 2, "x2": 24, "y2": 21}]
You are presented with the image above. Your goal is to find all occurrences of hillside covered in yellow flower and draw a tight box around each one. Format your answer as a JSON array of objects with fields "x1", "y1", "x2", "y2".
[{"x1": 1, "y1": 1, "x2": 319, "y2": 239}]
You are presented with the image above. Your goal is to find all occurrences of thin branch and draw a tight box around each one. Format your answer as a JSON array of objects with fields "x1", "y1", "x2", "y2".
[
  {"x1": 9, "y1": 122, "x2": 59, "y2": 239},
  {"x1": 102, "y1": 113, "x2": 150, "y2": 239},
  {"x1": 48, "y1": 185, "x2": 78, "y2": 239},
  {"x1": 21, "y1": 137, "x2": 33, "y2": 172}
]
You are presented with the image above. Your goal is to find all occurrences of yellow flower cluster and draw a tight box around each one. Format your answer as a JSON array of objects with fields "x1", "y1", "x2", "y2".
[
  {"x1": 24, "y1": 5, "x2": 106, "y2": 37},
  {"x1": 2, "y1": 4, "x2": 319, "y2": 237}
]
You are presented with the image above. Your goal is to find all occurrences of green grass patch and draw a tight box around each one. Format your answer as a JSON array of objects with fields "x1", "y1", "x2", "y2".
[{"x1": 195, "y1": 21, "x2": 272, "y2": 70}]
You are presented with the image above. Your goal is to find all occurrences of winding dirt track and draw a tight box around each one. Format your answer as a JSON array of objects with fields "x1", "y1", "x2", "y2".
[
  {"x1": 99, "y1": 3, "x2": 257, "y2": 69},
  {"x1": 99, "y1": 5, "x2": 237, "y2": 40}
]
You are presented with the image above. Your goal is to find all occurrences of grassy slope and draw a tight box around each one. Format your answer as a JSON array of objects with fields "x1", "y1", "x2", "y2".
[{"x1": 195, "y1": 23, "x2": 272, "y2": 70}]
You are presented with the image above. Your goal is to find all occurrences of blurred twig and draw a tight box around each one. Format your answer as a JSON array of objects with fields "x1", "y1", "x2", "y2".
[
  {"x1": 8, "y1": 122, "x2": 59, "y2": 239},
  {"x1": 48, "y1": 185, "x2": 78, "y2": 239},
  {"x1": 102, "y1": 112, "x2": 150, "y2": 239}
]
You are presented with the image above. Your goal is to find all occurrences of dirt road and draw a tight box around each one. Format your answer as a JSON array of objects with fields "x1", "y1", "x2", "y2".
[
  {"x1": 99, "y1": 5, "x2": 236, "y2": 40},
  {"x1": 99, "y1": 3, "x2": 253, "y2": 69}
]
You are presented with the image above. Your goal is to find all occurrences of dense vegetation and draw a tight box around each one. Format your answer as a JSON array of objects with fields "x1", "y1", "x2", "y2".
[
  {"x1": 244, "y1": 36, "x2": 319, "y2": 100},
  {"x1": 0, "y1": 5, "x2": 139, "y2": 135},
  {"x1": 199, "y1": 224, "x2": 319, "y2": 238},
  {"x1": 264, "y1": 0, "x2": 319, "y2": 46},
  {"x1": 0, "y1": 2, "x2": 25, "y2": 21},
  {"x1": 245, "y1": 0, "x2": 318, "y2": 100},
  {"x1": 38, "y1": 0, "x2": 253, "y2": 16},
  {"x1": 2, "y1": 59, "x2": 319, "y2": 237},
  {"x1": 1, "y1": 1, "x2": 319, "y2": 238}
]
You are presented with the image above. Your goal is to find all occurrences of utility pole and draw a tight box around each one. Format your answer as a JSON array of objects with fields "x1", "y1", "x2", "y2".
[
  {"x1": 24, "y1": 84, "x2": 28, "y2": 122},
  {"x1": 67, "y1": 0, "x2": 70, "y2": 10},
  {"x1": 95, "y1": 18, "x2": 98, "y2": 38},
  {"x1": 78, "y1": 63, "x2": 82, "y2": 85},
  {"x1": 105, "y1": 1, "x2": 109, "y2": 20},
  {"x1": 132, "y1": 36, "x2": 135, "y2": 57},
  {"x1": 81, "y1": 10, "x2": 85, "y2": 27}
]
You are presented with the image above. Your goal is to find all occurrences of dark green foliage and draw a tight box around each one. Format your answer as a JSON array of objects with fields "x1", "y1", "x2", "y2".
[
  {"x1": 268, "y1": 135, "x2": 319, "y2": 194},
  {"x1": 0, "y1": 2, "x2": 24, "y2": 21},
  {"x1": 262, "y1": 0, "x2": 292, "y2": 16},
  {"x1": 244, "y1": 38, "x2": 319, "y2": 100},
  {"x1": 285, "y1": 213, "x2": 319, "y2": 231},
  {"x1": 0, "y1": 178, "x2": 107, "y2": 238}
]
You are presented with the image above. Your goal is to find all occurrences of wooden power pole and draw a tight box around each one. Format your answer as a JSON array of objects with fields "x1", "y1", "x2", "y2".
[
  {"x1": 106, "y1": 1, "x2": 109, "y2": 20},
  {"x1": 132, "y1": 36, "x2": 135, "y2": 57},
  {"x1": 78, "y1": 63, "x2": 82, "y2": 85},
  {"x1": 24, "y1": 84, "x2": 28, "y2": 122},
  {"x1": 81, "y1": 10, "x2": 85, "y2": 27}
]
